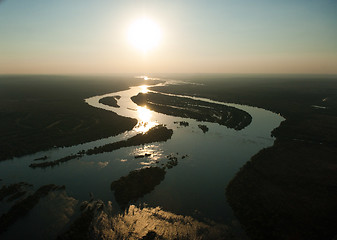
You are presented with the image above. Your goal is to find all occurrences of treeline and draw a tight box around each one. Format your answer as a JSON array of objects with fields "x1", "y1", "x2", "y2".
[{"x1": 132, "y1": 92, "x2": 252, "y2": 130}]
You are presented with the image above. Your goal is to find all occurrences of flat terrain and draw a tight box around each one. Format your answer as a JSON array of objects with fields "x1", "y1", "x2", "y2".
[
  {"x1": 1, "y1": 74, "x2": 337, "y2": 239},
  {"x1": 0, "y1": 75, "x2": 154, "y2": 161},
  {"x1": 59, "y1": 200, "x2": 231, "y2": 240},
  {"x1": 98, "y1": 96, "x2": 120, "y2": 108},
  {"x1": 152, "y1": 74, "x2": 337, "y2": 240},
  {"x1": 28, "y1": 125, "x2": 173, "y2": 168},
  {"x1": 132, "y1": 92, "x2": 252, "y2": 130}
]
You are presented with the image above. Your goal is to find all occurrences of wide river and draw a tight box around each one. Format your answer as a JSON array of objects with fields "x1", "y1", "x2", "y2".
[{"x1": 0, "y1": 78, "x2": 284, "y2": 239}]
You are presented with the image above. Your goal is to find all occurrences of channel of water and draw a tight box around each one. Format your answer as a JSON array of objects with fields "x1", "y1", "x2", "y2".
[{"x1": 0, "y1": 78, "x2": 284, "y2": 239}]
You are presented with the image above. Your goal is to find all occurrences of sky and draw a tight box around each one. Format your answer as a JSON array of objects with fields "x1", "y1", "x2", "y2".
[{"x1": 0, "y1": 0, "x2": 337, "y2": 74}]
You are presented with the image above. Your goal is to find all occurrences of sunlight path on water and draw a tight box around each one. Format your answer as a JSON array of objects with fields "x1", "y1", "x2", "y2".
[
  {"x1": 85, "y1": 79, "x2": 284, "y2": 140},
  {"x1": 0, "y1": 77, "x2": 284, "y2": 240},
  {"x1": 83, "y1": 78, "x2": 284, "y2": 223}
]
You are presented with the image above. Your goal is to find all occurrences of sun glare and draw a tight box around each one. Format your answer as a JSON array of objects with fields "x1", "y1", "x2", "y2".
[
  {"x1": 135, "y1": 106, "x2": 158, "y2": 133},
  {"x1": 128, "y1": 17, "x2": 162, "y2": 53},
  {"x1": 140, "y1": 85, "x2": 149, "y2": 93},
  {"x1": 137, "y1": 106, "x2": 151, "y2": 122}
]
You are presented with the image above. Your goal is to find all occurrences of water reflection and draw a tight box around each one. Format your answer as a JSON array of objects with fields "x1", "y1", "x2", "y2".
[
  {"x1": 140, "y1": 85, "x2": 149, "y2": 93},
  {"x1": 137, "y1": 105, "x2": 151, "y2": 121},
  {"x1": 134, "y1": 106, "x2": 158, "y2": 133},
  {"x1": 97, "y1": 161, "x2": 109, "y2": 168},
  {"x1": 1, "y1": 189, "x2": 78, "y2": 240},
  {"x1": 0, "y1": 77, "x2": 284, "y2": 239},
  {"x1": 89, "y1": 202, "x2": 231, "y2": 240},
  {"x1": 132, "y1": 144, "x2": 164, "y2": 166},
  {"x1": 135, "y1": 75, "x2": 149, "y2": 80}
]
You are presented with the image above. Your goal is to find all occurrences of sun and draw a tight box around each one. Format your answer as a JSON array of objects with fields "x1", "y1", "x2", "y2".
[{"x1": 128, "y1": 17, "x2": 162, "y2": 53}]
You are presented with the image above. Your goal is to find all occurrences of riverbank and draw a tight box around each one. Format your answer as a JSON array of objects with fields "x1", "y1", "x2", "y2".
[
  {"x1": 0, "y1": 75, "x2": 157, "y2": 161},
  {"x1": 2, "y1": 74, "x2": 335, "y2": 239},
  {"x1": 151, "y1": 74, "x2": 337, "y2": 239},
  {"x1": 98, "y1": 96, "x2": 120, "y2": 108},
  {"x1": 132, "y1": 92, "x2": 252, "y2": 130}
]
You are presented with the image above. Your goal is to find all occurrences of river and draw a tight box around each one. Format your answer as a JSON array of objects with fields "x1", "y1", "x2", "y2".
[{"x1": 0, "y1": 77, "x2": 284, "y2": 239}]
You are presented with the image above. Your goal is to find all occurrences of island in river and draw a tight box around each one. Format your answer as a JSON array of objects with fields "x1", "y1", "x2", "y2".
[
  {"x1": 131, "y1": 92, "x2": 252, "y2": 130},
  {"x1": 0, "y1": 75, "x2": 160, "y2": 161},
  {"x1": 150, "y1": 74, "x2": 337, "y2": 240},
  {"x1": 98, "y1": 96, "x2": 120, "y2": 108},
  {"x1": 0, "y1": 74, "x2": 336, "y2": 240},
  {"x1": 29, "y1": 125, "x2": 173, "y2": 168}
]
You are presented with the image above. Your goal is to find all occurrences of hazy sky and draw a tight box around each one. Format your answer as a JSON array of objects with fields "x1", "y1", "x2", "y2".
[{"x1": 0, "y1": 0, "x2": 337, "y2": 74}]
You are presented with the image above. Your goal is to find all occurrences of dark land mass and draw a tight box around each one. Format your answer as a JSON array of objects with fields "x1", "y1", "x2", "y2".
[
  {"x1": 0, "y1": 182, "x2": 32, "y2": 202},
  {"x1": 174, "y1": 121, "x2": 189, "y2": 127},
  {"x1": 29, "y1": 125, "x2": 173, "y2": 169},
  {"x1": 29, "y1": 154, "x2": 82, "y2": 169},
  {"x1": 0, "y1": 184, "x2": 65, "y2": 234},
  {"x1": 57, "y1": 200, "x2": 97, "y2": 240},
  {"x1": 135, "y1": 153, "x2": 151, "y2": 158},
  {"x1": 165, "y1": 154, "x2": 179, "y2": 169},
  {"x1": 111, "y1": 167, "x2": 166, "y2": 207},
  {"x1": 58, "y1": 199, "x2": 231, "y2": 240},
  {"x1": 111, "y1": 153, "x2": 183, "y2": 208},
  {"x1": 85, "y1": 125, "x2": 173, "y2": 156},
  {"x1": 98, "y1": 96, "x2": 120, "y2": 108},
  {"x1": 34, "y1": 155, "x2": 48, "y2": 161},
  {"x1": 0, "y1": 75, "x2": 162, "y2": 161},
  {"x1": 198, "y1": 124, "x2": 209, "y2": 133},
  {"x1": 131, "y1": 92, "x2": 252, "y2": 130},
  {"x1": 152, "y1": 74, "x2": 337, "y2": 239},
  {"x1": 226, "y1": 141, "x2": 337, "y2": 240}
]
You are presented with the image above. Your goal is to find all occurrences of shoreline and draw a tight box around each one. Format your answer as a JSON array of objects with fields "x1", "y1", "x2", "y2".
[{"x1": 150, "y1": 77, "x2": 337, "y2": 239}]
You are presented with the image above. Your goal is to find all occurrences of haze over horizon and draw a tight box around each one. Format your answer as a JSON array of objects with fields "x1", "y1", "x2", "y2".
[{"x1": 0, "y1": 0, "x2": 337, "y2": 75}]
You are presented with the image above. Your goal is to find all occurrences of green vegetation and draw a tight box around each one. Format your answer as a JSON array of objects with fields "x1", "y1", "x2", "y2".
[
  {"x1": 131, "y1": 92, "x2": 252, "y2": 130},
  {"x1": 99, "y1": 96, "x2": 120, "y2": 108},
  {"x1": 0, "y1": 184, "x2": 65, "y2": 234},
  {"x1": 111, "y1": 167, "x2": 166, "y2": 207},
  {"x1": 86, "y1": 125, "x2": 173, "y2": 156}
]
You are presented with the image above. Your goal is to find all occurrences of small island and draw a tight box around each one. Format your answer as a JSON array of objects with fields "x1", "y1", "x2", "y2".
[
  {"x1": 29, "y1": 154, "x2": 83, "y2": 169},
  {"x1": 0, "y1": 77, "x2": 137, "y2": 162},
  {"x1": 99, "y1": 96, "x2": 120, "y2": 108},
  {"x1": 34, "y1": 156, "x2": 48, "y2": 161},
  {"x1": 29, "y1": 125, "x2": 173, "y2": 169},
  {"x1": 198, "y1": 124, "x2": 209, "y2": 133},
  {"x1": 111, "y1": 167, "x2": 166, "y2": 207},
  {"x1": 86, "y1": 125, "x2": 173, "y2": 156},
  {"x1": 174, "y1": 121, "x2": 189, "y2": 127}
]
